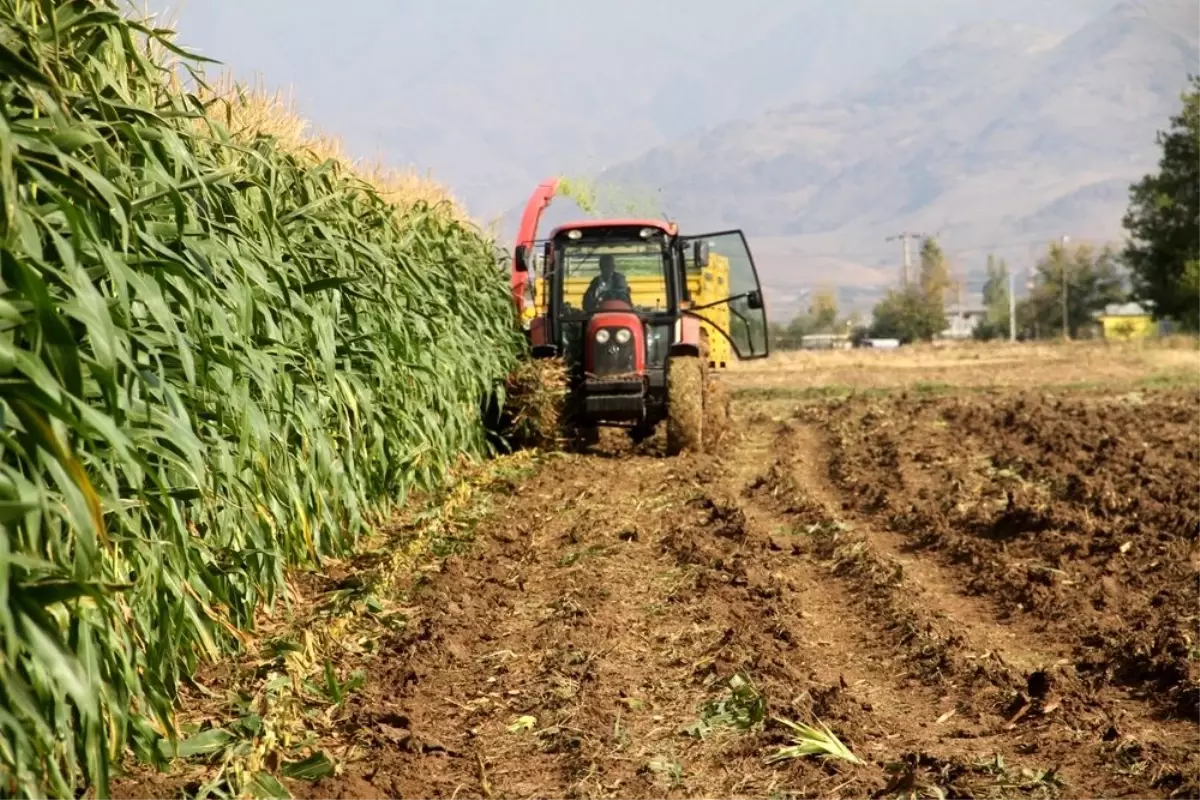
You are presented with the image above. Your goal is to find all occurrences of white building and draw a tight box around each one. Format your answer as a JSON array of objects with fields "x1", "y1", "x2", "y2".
[{"x1": 939, "y1": 306, "x2": 988, "y2": 339}]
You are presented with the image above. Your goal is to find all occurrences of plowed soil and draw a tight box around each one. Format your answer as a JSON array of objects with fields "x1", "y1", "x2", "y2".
[{"x1": 116, "y1": 383, "x2": 1199, "y2": 800}]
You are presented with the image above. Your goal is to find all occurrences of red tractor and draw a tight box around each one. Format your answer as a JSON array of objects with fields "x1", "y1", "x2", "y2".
[{"x1": 508, "y1": 178, "x2": 769, "y2": 453}]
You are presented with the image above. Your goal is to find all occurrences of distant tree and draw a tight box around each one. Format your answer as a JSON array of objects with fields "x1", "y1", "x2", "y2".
[
  {"x1": 768, "y1": 316, "x2": 809, "y2": 350},
  {"x1": 808, "y1": 289, "x2": 839, "y2": 333},
  {"x1": 1121, "y1": 75, "x2": 1200, "y2": 331},
  {"x1": 974, "y1": 254, "x2": 1012, "y2": 341},
  {"x1": 767, "y1": 322, "x2": 793, "y2": 350},
  {"x1": 765, "y1": 289, "x2": 844, "y2": 349},
  {"x1": 867, "y1": 238, "x2": 951, "y2": 343},
  {"x1": 919, "y1": 238, "x2": 950, "y2": 300},
  {"x1": 869, "y1": 287, "x2": 944, "y2": 343},
  {"x1": 1017, "y1": 241, "x2": 1126, "y2": 339}
]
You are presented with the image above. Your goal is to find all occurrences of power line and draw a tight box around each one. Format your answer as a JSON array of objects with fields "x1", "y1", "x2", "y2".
[{"x1": 763, "y1": 234, "x2": 1119, "y2": 262}]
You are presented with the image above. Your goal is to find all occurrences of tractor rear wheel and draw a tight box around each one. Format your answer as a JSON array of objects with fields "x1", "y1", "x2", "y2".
[
  {"x1": 702, "y1": 372, "x2": 731, "y2": 453},
  {"x1": 666, "y1": 355, "x2": 704, "y2": 455}
]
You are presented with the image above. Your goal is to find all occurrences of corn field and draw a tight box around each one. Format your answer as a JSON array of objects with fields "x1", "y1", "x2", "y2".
[{"x1": 0, "y1": 1, "x2": 522, "y2": 797}]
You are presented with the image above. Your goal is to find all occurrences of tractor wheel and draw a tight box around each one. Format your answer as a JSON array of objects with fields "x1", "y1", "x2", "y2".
[
  {"x1": 629, "y1": 421, "x2": 655, "y2": 447},
  {"x1": 666, "y1": 355, "x2": 704, "y2": 455},
  {"x1": 575, "y1": 424, "x2": 601, "y2": 451},
  {"x1": 702, "y1": 372, "x2": 732, "y2": 453},
  {"x1": 501, "y1": 357, "x2": 570, "y2": 452}
]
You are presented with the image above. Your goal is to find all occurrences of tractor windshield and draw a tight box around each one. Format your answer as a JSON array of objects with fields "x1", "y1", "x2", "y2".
[{"x1": 559, "y1": 240, "x2": 670, "y2": 317}]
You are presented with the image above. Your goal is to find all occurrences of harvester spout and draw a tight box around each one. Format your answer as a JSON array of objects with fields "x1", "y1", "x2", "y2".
[{"x1": 512, "y1": 177, "x2": 560, "y2": 316}]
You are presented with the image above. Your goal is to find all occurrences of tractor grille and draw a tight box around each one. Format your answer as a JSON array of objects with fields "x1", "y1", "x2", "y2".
[{"x1": 592, "y1": 328, "x2": 636, "y2": 375}]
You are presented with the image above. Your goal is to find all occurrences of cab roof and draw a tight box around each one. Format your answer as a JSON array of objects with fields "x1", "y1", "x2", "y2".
[{"x1": 550, "y1": 219, "x2": 676, "y2": 238}]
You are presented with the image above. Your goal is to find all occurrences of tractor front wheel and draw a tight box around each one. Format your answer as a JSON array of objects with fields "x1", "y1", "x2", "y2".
[{"x1": 666, "y1": 355, "x2": 704, "y2": 455}]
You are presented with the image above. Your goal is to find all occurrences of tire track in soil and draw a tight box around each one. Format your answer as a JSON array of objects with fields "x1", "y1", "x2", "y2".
[
  {"x1": 720, "y1": 428, "x2": 1023, "y2": 768},
  {"x1": 782, "y1": 422, "x2": 1070, "y2": 676},
  {"x1": 293, "y1": 447, "x2": 887, "y2": 800},
  {"x1": 732, "y1": 418, "x2": 1118, "y2": 798},
  {"x1": 742, "y1": 411, "x2": 1197, "y2": 800},
  {"x1": 272, "y1": 404, "x2": 1194, "y2": 800},
  {"x1": 823, "y1": 394, "x2": 1199, "y2": 733}
]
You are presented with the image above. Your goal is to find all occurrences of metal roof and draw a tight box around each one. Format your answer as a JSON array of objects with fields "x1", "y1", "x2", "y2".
[{"x1": 1100, "y1": 302, "x2": 1148, "y2": 317}]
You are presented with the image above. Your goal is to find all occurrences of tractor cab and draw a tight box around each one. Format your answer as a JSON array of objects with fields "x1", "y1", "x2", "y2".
[{"x1": 540, "y1": 220, "x2": 678, "y2": 379}]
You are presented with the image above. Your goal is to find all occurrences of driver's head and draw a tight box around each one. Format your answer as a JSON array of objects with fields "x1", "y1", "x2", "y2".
[{"x1": 598, "y1": 254, "x2": 615, "y2": 276}]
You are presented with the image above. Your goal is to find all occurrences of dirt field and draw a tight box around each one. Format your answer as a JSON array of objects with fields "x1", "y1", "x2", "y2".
[{"x1": 115, "y1": 340, "x2": 1199, "y2": 800}]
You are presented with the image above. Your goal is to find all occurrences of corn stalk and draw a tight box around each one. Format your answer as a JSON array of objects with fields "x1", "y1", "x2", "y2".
[{"x1": 0, "y1": 1, "x2": 522, "y2": 796}]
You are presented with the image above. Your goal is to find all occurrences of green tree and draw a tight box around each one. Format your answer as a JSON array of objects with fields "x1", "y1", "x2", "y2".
[
  {"x1": 1121, "y1": 75, "x2": 1200, "y2": 331},
  {"x1": 808, "y1": 288, "x2": 839, "y2": 333},
  {"x1": 766, "y1": 289, "x2": 843, "y2": 349},
  {"x1": 767, "y1": 322, "x2": 791, "y2": 350},
  {"x1": 975, "y1": 254, "x2": 1012, "y2": 341},
  {"x1": 768, "y1": 315, "x2": 810, "y2": 350},
  {"x1": 1018, "y1": 241, "x2": 1126, "y2": 339},
  {"x1": 919, "y1": 238, "x2": 950, "y2": 299},
  {"x1": 869, "y1": 287, "x2": 945, "y2": 343},
  {"x1": 868, "y1": 238, "x2": 950, "y2": 343}
]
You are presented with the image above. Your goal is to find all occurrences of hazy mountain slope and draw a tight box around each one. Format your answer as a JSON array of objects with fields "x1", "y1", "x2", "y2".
[
  {"x1": 592, "y1": 0, "x2": 1199, "y2": 314},
  {"x1": 638, "y1": 0, "x2": 1104, "y2": 140}
]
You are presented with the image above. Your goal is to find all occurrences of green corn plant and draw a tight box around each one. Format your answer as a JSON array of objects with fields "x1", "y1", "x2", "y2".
[
  {"x1": 0, "y1": 1, "x2": 523, "y2": 796},
  {"x1": 764, "y1": 717, "x2": 863, "y2": 766}
]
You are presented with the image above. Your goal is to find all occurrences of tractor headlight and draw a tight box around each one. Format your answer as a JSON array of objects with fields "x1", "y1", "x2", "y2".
[
  {"x1": 595, "y1": 329, "x2": 611, "y2": 344},
  {"x1": 615, "y1": 328, "x2": 632, "y2": 344}
]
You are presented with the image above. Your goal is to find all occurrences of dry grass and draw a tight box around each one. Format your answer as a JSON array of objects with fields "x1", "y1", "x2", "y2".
[
  {"x1": 133, "y1": 4, "x2": 464, "y2": 220},
  {"x1": 726, "y1": 338, "x2": 1199, "y2": 399},
  {"x1": 190, "y1": 74, "x2": 467, "y2": 219}
]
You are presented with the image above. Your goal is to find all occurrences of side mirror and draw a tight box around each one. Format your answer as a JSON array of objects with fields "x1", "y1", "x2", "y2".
[
  {"x1": 514, "y1": 244, "x2": 529, "y2": 273},
  {"x1": 747, "y1": 289, "x2": 764, "y2": 310},
  {"x1": 693, "y1": 240, "x2": 710, "y2": 268}
]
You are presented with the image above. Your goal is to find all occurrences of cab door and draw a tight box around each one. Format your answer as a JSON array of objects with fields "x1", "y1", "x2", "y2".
[{"x1": 678, "y1": 229, "x2": 770, "y2": 359}]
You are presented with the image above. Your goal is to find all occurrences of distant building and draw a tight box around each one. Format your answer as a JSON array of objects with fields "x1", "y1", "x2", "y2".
[
  {"x1": 939, "y1": 306, "x2": 988, "y2": 340},
  {"x1": 799, "y1": 333, "x2": 852, "y2": 350},
  {"x1": 1097, "y1": 302, "x2": 1155, "y2": 340}
]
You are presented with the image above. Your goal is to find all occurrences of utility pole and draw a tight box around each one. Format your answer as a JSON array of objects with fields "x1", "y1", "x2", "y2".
[
  {"x1": 886, "y1": 231, "x2": 930, "y2": 289},
  {"x1": 1008, "y1": 266, "x2": 1016, "y2": 341},
  {"x1": 1059, "y1": 235, "x2": 1070, "y2": 339}
]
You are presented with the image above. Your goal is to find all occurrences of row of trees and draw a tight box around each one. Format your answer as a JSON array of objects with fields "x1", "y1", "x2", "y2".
[
  {"x1": 870, "y1": 73, "x2": 1197, "y2": 342},
  {"x1": 768, "y1": 238, "x2": 956, "y2": 348},
  {"x1": 772, "y1": 235, "x2": 1139, "y2": 347},
  {"x1": 974, "y1": 243, "x2": 1126, "y2": 341},
  {"x1": 866, "y1": 237, "x2": 1129, "y2": 344}
]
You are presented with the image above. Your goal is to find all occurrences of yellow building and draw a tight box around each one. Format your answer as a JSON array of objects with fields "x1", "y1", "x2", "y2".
[{"x1": 1097, "y1": 302, "x2": 1155, "y2": 340}]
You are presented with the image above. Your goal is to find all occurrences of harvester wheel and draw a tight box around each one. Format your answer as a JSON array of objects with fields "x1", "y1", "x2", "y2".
[{"x1": 666, "y1": 355, "x2": 704, "y2": 455}]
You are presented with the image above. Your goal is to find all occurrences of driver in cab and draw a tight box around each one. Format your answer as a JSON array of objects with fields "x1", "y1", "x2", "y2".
[{"x1": 583, "y1": 254, "x2": 631, "y2": 312}]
